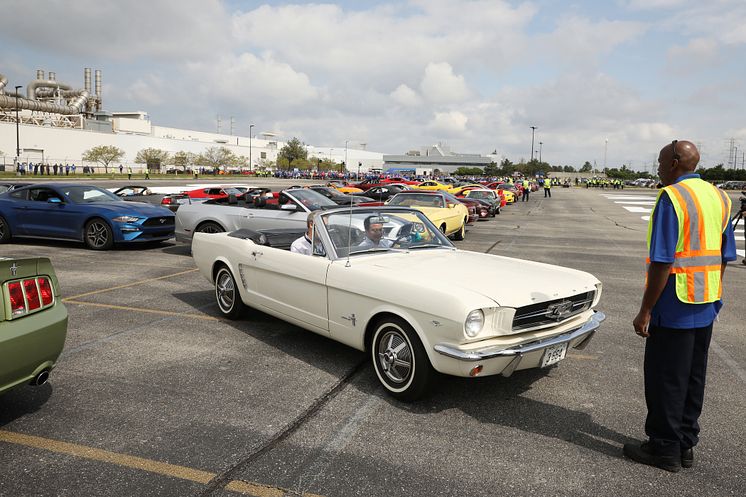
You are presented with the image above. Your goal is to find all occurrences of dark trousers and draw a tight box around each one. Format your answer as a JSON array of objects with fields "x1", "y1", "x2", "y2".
[
  {"x1": 544, "y1": 188, "x2": 551, "y2": 198},
  {"x1": 644, "y1": 323, "x2": 713, "y2": 456},
  {"x1": 522, "y1": 191, "x2": 529, "y2": 202}
]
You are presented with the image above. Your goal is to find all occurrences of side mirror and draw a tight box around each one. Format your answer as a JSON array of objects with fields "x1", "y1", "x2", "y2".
[{"x1": 48, "y1": 197, "x2": 62, "y2": 204}]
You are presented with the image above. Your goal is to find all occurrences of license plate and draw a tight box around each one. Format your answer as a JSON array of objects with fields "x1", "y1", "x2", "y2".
[{"x1": 541, "y1": 343, "x2": 567, "y2": 368}]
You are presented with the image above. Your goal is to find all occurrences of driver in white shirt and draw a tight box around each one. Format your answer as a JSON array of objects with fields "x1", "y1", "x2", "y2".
[
  {"x1": 357, "y1": 216, "x2": 393, "y2": 250},
  {"x1": 290, "y1": 213, "x2": 314, "y2": 255}
]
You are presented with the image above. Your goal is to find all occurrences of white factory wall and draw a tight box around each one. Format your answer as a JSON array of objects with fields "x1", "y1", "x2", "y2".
[{"x1": 0, "y1": 121, "x2": 384, "y2": 172}]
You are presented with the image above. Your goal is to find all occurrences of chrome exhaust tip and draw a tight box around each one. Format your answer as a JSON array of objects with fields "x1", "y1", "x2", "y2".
[{"x1": 32, "y1": 370, "x2": 50, "y2": 386}]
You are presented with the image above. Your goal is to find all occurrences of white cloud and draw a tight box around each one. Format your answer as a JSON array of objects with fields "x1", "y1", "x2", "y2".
[
  {"x1": 430, "y1": 111, "x2": 469, "y2": 134},
  {"x1": 419, "y1": 63, "x2": 470, "y2": 104},
  {"x1": 390, "y1": 84, "x2": 422, "y2": 107}
]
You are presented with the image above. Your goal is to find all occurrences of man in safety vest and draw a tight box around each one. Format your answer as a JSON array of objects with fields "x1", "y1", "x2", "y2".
[
  {"x1": 625, "y1": 140, "x2": 737, "y2": 472},
  {"x1": 543, "y1": 177, "x2": 551, "y2": 198},
  {"x1": 521, "y1": 178, "x2": 529, "y2": 202}
]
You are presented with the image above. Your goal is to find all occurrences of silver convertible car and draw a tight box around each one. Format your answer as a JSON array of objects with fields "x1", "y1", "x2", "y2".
[
  {"x1": 175, "y1": 189, "x2": 338, "y2": 244},
  {"x1": 191, "y1": 206, "x2": 605, "y2": 401}
]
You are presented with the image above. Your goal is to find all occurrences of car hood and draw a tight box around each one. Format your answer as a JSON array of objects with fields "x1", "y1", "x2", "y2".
[
  {"x1": 351, "y1": 249, "x2": 599, "y2": 308},
  {"x1": 86, "y1": 201, "x2": 174, "y2": 217}
]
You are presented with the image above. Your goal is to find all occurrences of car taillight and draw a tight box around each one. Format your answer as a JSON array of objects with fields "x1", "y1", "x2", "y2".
[
  {"x1": 23, "y1": 279, "x2": 41, "y2": 310},
  {"x1": 38, "y1": 277, "x2": 54, "y2": 306},
  {"x1": 161, "y1": 197, "x2": 172, "y2": 205},
  {"x1": 8, "y1": 281, "x2": 26, "y2": 316}
]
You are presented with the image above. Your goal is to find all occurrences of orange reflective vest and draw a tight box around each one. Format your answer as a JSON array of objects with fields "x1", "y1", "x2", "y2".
[{"x1": 646, "y1": 178, "x2": 731, "y2": 303}]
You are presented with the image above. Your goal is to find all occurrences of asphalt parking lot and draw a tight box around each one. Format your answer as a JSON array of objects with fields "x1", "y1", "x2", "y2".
[{"x1": 1, "y1": 184, "x2": 745, "y2": 497}]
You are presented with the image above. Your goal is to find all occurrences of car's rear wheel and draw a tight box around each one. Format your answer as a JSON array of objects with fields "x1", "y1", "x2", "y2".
[
  {"x1": 371, "y1": 317, "x2": 434, "y2": 401},
  {"x1": 84, "y1": 218, "x2": 113, "y2": 250},
  {"x1": 0, "y1": 216, "x2": 11, "y2": 243},
  {"x1": 439, "y1": 224, "x2": 447, "y2": 235},
  {"x1": 214, "y1": 265, "x2": 246, "y2": 320},
  {"x1": 453, "y1": 219, "x2": 466, "y2": 241},
  {"x1": 196, "y1": 221, "x2": 225, "y2": 234}
]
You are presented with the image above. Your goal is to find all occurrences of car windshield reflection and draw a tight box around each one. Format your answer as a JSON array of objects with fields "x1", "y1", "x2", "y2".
[
  {"x1": 61, "y1": 186, "x2": 122, "y2": 203},
  {"x1": 321, "y1": 209, "x2": 453, "y2": 258}
]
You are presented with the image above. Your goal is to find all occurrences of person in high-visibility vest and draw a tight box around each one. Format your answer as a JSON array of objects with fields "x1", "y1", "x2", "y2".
[
  {"x1": 543, "y1": 177, "x2": 551, "y2": 198},
  {"x1": 625, "y1": 140, "x2": 737, "y2": 472},
  {"x1": 521, "y1": 178, "x2": 529, "y2": 202}
]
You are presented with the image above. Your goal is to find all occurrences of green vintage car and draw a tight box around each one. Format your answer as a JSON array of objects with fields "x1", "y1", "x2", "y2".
[{"x1": 0, "y1": 257, "x2": 68, "y2": 394}]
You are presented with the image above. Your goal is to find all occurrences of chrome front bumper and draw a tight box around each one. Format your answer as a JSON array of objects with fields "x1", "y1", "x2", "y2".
[{"x1": 433, "y1": 311, "x2": 605, "y2": 377}]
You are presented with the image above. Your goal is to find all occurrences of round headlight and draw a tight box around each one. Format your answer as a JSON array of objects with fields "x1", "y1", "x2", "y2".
[{"x1": 464, "y1": 309, "x2": 485, "y2": 337}]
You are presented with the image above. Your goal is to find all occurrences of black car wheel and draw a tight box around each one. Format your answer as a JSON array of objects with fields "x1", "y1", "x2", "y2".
[
  {"x1": 371, "y1": 316, "x2": 434, "y2": 401},
  {"x1": 0, "y1": 216, "x2": 11, "y2": 243},
  {"x1": 214, "y1": 265, "x2": 247, "y2": 319},
  {"x1": 84, "y1": 218, "x2": 113, "y2": 250},
  {"x1": 196, "y1": 221, "x2": 225, "y2": 234},
  {"x1": 453, "y1": 219, "x2": 466, "y2": 241}
]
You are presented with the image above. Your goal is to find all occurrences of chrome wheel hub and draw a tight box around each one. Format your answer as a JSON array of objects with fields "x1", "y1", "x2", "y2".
[
  {"x1": 216, "y1": 272, "x2": 234, "y2": 311},
  {"x1": 377, "y1": 330, "x2": 412, "y2": 384}
]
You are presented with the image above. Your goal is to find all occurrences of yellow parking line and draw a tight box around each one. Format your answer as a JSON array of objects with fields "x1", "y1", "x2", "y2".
[
  {"x1": 0, "y1": 430, "x2": 324, "y2": 497},
  {"x1": 64, "y1": 300, "x2": 218, "y2": 321},
  {"x1": 63, "y1": 268, "x2": 199, "y2": 301}
]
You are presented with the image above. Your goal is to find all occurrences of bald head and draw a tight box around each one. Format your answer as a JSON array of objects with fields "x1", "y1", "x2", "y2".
[{"x1": 657, "y1": 140, "x2": 700, "y2": 186}]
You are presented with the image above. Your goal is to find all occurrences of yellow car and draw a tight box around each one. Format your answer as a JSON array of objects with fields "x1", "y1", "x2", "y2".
[
  {"x1": 499, "y1": 190, "x2": 515, "y2": 203},
  {"x1": 413, "y1": 180, "x2": 452, "y2": 191},
  {"x1": 447, "y1": 184, "x2": 486, "y2": 195},
  {"x1": 387, "y1": 191, "x2": 469, "y2": 240},
  {"x1": 326, "y1": 182, "x2": 364, "y2": 194}
]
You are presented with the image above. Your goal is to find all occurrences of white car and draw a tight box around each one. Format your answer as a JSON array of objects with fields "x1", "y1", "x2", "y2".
[{"x1": 191, "y1": 207, "x2": 605, "y2": 401}]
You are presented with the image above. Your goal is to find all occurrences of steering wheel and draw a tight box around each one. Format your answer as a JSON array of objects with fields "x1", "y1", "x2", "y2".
[{"x1": 392, "y1": 223, "x2": 414, "y2": 248}]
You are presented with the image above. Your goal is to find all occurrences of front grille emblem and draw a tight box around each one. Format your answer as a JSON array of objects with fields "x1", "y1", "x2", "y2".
[
  {"x1": 159, "y1": 218, "x2": 166, "y2": 224},
  {"x1": 547, "y1": 301, "x2": 573, "y2": 320}
]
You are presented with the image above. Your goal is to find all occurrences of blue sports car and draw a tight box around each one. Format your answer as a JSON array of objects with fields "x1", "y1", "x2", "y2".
[{"x1": 0, "y1": 183, "x2": 175, "y2": 250}]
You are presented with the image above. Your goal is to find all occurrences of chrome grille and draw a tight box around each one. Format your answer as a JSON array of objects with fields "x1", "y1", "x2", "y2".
[{"x1": 512, "y1": 291, "x2": 595, "y2": 331}]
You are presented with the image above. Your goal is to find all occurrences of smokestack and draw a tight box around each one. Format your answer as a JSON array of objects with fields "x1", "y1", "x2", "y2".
[
  {"x1": 48, "y1": 71, "x2": 56, "y2": 81},
  {"x1": 36, "y1": 69, "x2": 44, "y2": 80},
  {"x1": 84, "y1": 68, "x2": 91, "y2": 92},
  {"x1": 94, "y1": 69, "x2": 101, "y2": 111}
]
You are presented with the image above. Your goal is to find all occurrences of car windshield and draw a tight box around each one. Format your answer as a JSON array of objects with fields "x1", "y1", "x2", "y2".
[
  {"x1": 388, "y1": 193, "x2": 445, "y2": 208},
  {"x1": 285, "y1": 189, "x2": 338, "y2": 210},
  {"x1": 62, "y1": 185, "x2": 121, "y2": 203},
  {"x1": 467, "y1": 191, "x2": 493, "y2": 199},
  {"x1": 314, "y1": 187, "x2": 345, "y2": 198},
  {"x1": 320, "y1": 209, "x2": 453, "y2": 258}
]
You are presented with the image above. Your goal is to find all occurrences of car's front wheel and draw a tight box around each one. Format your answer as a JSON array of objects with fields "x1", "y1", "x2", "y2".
[
  {"x1": 371, "y1": 317, "x2": 434, "y2": 401},
  {"x1": 84, "y1": 218, "x2": 113, "y2": 250},
  {"x1": 196, "y1": 221, "x2": 225, "y2": 234},
  {"x1": 214, "y1": 265, "x2": 246, "y2": 320},
  {"x1": 0, "y1": 216, "x2": 12, "y2": 243},
  {"x1": 453, "y1": 219, "x2": 466, "y2": 241}
]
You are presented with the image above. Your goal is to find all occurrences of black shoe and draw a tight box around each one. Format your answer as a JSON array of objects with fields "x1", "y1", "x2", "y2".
[
  {"x1": 681, "y1": 448, "x2": 693, "y2": 468},
  {"x1": 623, "y1": 442, "x2": 681, "y2": 473}
]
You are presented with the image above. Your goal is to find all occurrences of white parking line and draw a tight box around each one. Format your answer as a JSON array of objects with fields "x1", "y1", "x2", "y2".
[{"x1": 622, "y1": 206, "x2": 652, "y2": 213}]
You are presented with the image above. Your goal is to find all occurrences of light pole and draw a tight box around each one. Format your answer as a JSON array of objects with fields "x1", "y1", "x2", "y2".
[
  {"x1": 344, "y1": 140, "x2": 349, "y2": 175},
  {"x1": 530, "y1": 126, "x2": 537, "y2": 162},
  {"x1": 15, "y1": 85, "x2": 22, "y2": 171},
  {"x1": 604, "y1": 138, "x2": 609, "y2": 171},
  {"x1": 539, "y1": 142, "x2": 543, "y2": 163},
  {"x1": 249, "y1": 124, "x2": 254, "y2": 172}
]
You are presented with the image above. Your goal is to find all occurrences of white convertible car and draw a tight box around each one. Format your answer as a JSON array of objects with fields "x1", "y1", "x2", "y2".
[{"x1": 192, "y1": 207, "x2": 605, "y2": 401}]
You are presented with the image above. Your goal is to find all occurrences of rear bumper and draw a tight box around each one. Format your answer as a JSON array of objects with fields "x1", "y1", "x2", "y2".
[
  {"x1": 432, "y1": 311, "x2": 605, "y2": 377},
  {"x1": 0, "y1": 303, "x2": 68, "y2": 394}
]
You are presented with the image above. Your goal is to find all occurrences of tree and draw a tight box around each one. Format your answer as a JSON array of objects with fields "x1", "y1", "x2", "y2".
[
  {"x1": 483, "y1": 162, "x2": 499, "y2": 176},
  {"x1": 563, "y1": 165, "x2": 576, "y2": 172},
  {"x1": 196, "y1": 147, "x2": 237, "y2": 171},
  {"x1": 82, "y1": 145, "x2": 125, "y2": 173},
  {"x1": 579, "y1": 161, "x2": 593, "y2": 172},
  {"x1": 277, "y1": 137, "x2": 308, "y2": 164},
  {"x1": 170, "y1": 151, "x2": 195, "y2": 171},
  {"x1": 135, "y1": 148, "x2": 170, "y2": 165}
]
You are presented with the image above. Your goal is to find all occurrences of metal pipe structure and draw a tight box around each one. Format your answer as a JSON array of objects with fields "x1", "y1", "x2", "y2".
[
  {"x1": 0, "y1": 90, "x2": 91, "y2": 115},
  {"x1": 0, "y1": 73, "x2": 7, "y2": 94},
  {"x1": 84, "y1": 68, "x2": 91, "y2": 92},
  {"x1": 26, "y1": 80, "x2": 72, "y2": 99},
  {"x1": 94, "y1": 70, "x2": 101, "y2": 111},
  {"x1": 48, "y1": 71, "x2": 56, "y2": 81},
  {"x1": 36, "y1": 69, "x2": 44, "y2": 80}
]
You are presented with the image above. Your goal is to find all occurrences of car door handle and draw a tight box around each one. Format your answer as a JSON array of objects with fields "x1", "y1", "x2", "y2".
[{"x1": 251, "y1": 251, "x2": 263, "y2": 257}]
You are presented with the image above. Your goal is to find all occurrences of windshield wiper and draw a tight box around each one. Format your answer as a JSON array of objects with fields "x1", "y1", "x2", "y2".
[
  {"x1": 407, "y1": 244, "x2": 445, "y2": 250},
  {"x1": 348, "y1": 247, "x2": 391, "y2": 255}
]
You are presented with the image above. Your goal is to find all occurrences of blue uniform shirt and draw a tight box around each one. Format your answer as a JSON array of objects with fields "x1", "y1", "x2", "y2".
[{"x1": 649, "y1": 174, "x2": 738, "y2": 328}]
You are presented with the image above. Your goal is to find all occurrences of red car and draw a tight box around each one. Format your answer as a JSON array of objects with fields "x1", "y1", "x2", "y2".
[{"x1": 184, "y1": 187, "x2": 245, "y2": 199}]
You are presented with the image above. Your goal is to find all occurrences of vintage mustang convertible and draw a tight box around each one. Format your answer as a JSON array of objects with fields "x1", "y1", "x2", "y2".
[{"x1": 192, "y1": 207, "x2": 605, "y2": 401}]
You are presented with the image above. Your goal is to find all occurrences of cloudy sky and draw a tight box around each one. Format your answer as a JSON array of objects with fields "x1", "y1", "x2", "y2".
[{"x1": 2, "y1": 0, "x2": 745, "y2": 170}]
